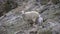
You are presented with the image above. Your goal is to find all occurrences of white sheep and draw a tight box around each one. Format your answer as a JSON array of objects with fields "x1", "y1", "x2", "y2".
[
  {"x1": 22, "y1": 11, "x2": 43, "y2": 26},
  {"x1": 22, "y1": 11, "x2": 39, "y2": 23}
]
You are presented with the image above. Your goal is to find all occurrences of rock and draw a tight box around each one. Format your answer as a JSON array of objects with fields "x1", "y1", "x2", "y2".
[
  {"x1": 29, "y1": 31, "x2": 37, "y2": 34},
  {"x1": 52, "y1": 24, "x2": 60, "y2": 34},
  {"x1": 0, "y1": 0, "x2": 60, "y2": 34},
  {"x1": 0, "y1": 10, "x2": 26, "y2": 34},
  {"x1": 0, "y1": 26, "x2": 7, "y2": 34},
  {"x1": 42, "y1": 19, "x2": 59, "y2": 28},
  {"x1": 37, "y1": 29, "x2": 52, "y2": 34},
  {"x1": 36, "y1": 0, "x2": 50, "y2": 5},
  {"x1": 52, "y1": 0, "x2": 60, "y2": 4},
  {"x1": 16, "y1": 30, "x2": 26, "y2": 34},
  {"x1": 0, "y1": 0, "x2": 18, "y2": 17},
  {"x1": 28, "y1": 24, "x2": 38, "y2": 34}
]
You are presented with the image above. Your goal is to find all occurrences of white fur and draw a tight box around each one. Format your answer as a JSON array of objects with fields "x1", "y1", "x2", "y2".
[{"x1": 23, "y1": 11, "x2": 39, "y2": 22}]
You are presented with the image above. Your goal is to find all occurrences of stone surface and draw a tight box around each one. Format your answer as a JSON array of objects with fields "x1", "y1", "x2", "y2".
[
  {"x1": 0, "y1": 0, "x2": 60, "y2": 34},
  {"x1": 0, "y1": 0, "x2": 18, "y2": 17}
]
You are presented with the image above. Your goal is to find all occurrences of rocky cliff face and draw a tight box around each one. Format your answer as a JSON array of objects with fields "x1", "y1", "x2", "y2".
[
  {"x1": 0, "y1": 0, "x2": 60, "y2": 34},
  {"x1": 0, "y1": 0, "x2": 18, "y2": 17}
]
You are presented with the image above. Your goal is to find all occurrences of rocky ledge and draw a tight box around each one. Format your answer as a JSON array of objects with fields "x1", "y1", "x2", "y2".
[{"x1": 0, "y1": 0, "x2": 60, "y2": 34}]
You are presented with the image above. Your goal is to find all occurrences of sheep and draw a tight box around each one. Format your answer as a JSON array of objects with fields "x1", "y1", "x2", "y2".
[
  {"x1": 22, "y1": 11, "x2": 40, "y2": 26},
  {"x1": 22, "y1": 11, "x2": 43, "y2": 26}
]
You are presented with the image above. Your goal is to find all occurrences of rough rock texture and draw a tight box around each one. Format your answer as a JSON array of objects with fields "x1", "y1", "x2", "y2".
[
  {"x1": 0, "y1": 0, "x2": 60, "y2": 34},
  {"x1": 0, "y1": 0, "x2": 18, "y2": 17}
]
